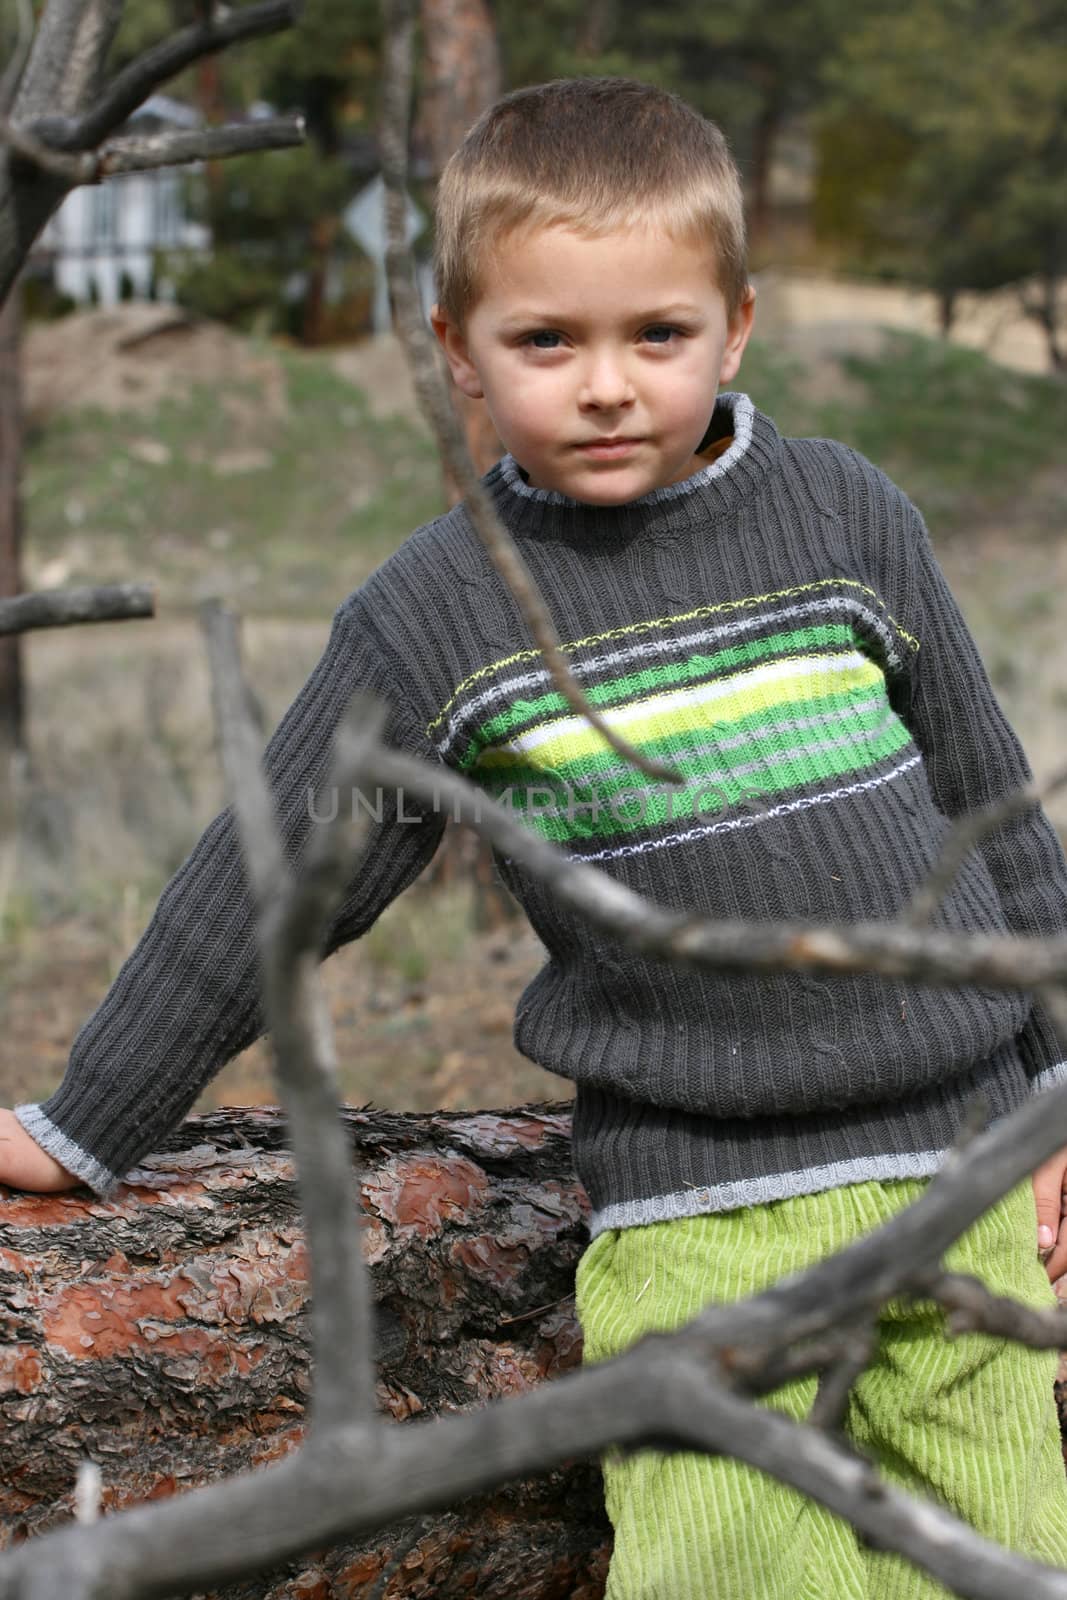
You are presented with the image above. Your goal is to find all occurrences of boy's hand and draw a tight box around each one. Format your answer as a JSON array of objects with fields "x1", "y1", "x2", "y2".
[
  {"x1": 1033, "y1": 1146, "x2": 1067, "y2": 1282},
  {"x1": 0, "y1": 1108, "x2": 81, "y2": 1193}
]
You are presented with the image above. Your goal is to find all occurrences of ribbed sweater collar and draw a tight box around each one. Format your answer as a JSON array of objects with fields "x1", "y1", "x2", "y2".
[{"x1": 482, "y1": 391, "x2": 782, "y2": 545}]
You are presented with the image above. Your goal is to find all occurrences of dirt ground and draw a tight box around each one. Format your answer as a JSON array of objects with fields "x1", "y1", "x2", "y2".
[
  {"x1": 755, "y1": 269, "x2": 1062, "y2": 375},
  {"x1": 1, "y1": 616, "x2": 562, "y2": 1117},
  {"x1": 0, "y1": 883, "x2": 563, "y2": 1119},
  {"x1": 23, "y1": 304, "x2": 290, "y2": 427}
]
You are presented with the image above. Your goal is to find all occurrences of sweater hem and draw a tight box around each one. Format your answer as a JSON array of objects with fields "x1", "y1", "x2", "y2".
[
  {"x1": 588, "y1": 1148, "x2": 950, "y2": 1236},
  {"x1": 575, "y1": 1041, "x2": 1030, "y2": 1240}
]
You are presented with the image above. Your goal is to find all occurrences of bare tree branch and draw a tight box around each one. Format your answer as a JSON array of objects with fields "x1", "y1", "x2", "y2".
[
  {"x1": 931, "y1": 1271, "x2": 1067, "y2": 1344},
  {"x1": 199, "y1": 602, "x2": 379, "y2": 1432},
  {"x1": 0, "y1": 0, "x2": 34, "y2": 117},
  {"x1": 347, "y1": 729, "x2": 1067, "y2": 996},
  {"x1": 808, "y1": 1316, "x2": 879, "y2": 1433},
  {"x1": 907, "y1": 759, "x2": 1067, "y2": 925},
  {"x1": 0, "y1": 0, "x2": 304, "y2": 303},
  {"x1": 1041, "y1": 984, "x2": 1067, "y2": 1047},
  {"x1": 0, "y1": 582, "x2": 154, "y2": 636},
  {"x1": 378, "y1": 0, "x2": 682, "y2": 788},
  {"x1": 0, "y1": 106, "x2": 89, "y2": 178},
  {"x1": 31, "y1": 0, "x2": 301, "y2": 152},
  {"x1": 95, "y1": 114, "x2": 305, "y2": 174},
  {"x1": 0, "y1": 112, "x2": 305, "y2": 181}
]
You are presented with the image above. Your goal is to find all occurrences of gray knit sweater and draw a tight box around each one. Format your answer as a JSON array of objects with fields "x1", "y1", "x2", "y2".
[{"x1": 16, "y1": 393, "x2": 1067, "y2": 1238}]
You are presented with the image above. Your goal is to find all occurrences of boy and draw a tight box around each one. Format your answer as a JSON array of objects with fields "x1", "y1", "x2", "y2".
[{"x1": 5, "y1": 75, "x2": 1067, "y2": 1596}]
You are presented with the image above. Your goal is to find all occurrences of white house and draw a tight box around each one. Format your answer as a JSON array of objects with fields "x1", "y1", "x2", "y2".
[{"x1": 35, "y1": 95, "x2": 210, "y2": 307}]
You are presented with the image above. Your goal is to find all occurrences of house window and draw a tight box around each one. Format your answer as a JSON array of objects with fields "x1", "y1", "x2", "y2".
[
  {"x1": 151, "y1": 175, "x2": 181, "y2": 246},
  {"x1": 91, "y1": 182, "x2": 119, "y2": 250}
]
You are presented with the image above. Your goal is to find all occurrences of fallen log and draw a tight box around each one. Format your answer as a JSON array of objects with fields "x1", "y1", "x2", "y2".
[
  {"x1": 0, "y1": 1100, "x2": 611, "y2": 1599},
  {"x1": 5, "y1": 1101, "x2": 1067, "y2": 1597}
]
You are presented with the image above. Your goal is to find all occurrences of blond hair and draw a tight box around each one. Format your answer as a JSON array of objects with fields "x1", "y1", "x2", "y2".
[{"x1": 433, "y1": 76, "x2": 749, "y2": 330}]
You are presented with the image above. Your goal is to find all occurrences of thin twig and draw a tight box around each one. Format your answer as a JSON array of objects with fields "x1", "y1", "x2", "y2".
[
  {"x1": 808, "y1": 1320, "x2": 879, "y2": 1433},
  {"x1": 199, "y1": 604, "x2": 378, "y2": 1432},
  {"x1": 377, "y1": 0, "x2": 681, "y2": 787},
  {"x1": 0, "y1": 583, "x2": 154, "y2": 636},
  {"x1": 353, "y1": 730, "x2": 1067, "y2": 995},
  {"x1": 96, "y1": 116, "x2": 305, "y2": 176},
  {"x1": 928, "y1": 1271, "x2": 1067, "y2": 1344},
  {"x1": 906, "y1": 759, "x2": 1067, "y2": 925}
]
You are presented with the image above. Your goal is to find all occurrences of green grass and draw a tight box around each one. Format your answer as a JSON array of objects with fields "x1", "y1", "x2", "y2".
[
  {"x1": 23, "y1": 329, "x2": 1067, "y2": 623},
  {"x1": 741, "y1": 331, "x2": 1067, "y2": 533},
  {"x1": 23, "y1": 349, "x2": 446, "y2": 619}
]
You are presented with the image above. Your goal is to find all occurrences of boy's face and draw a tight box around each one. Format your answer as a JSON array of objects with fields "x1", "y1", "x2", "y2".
[{"x1": 431, "y1": 221, "x2": 755, "y2": 505}]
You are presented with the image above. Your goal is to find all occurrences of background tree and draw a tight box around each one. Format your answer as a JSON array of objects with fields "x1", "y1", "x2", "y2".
[
  {"x1": 635, "y1": 0, "x2": 868, "y2": 249},
  {"x1": 816, "y1": 0, "x2": 1067, "y2": 364},
  {"x1": 171, "y1": 0, "x2": 383, "y2": 341},
  {"x1": 413, "y1": 0, "x2": 502, "y2": 494},
  {"x1": 0, "y1": 284, "x2": 22, "y2": 760},
  {"x1": 0, "y1": 0, "x2": 303, "y2": 773}
]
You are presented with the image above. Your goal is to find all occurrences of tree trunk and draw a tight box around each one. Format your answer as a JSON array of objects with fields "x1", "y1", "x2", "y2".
[
  {"x1": 196, "y1": 55, "x2": 228, "y2": 201},
  {"x1": 0, "y1": 281, "x2": 24, "y2": 759},
  {"x1": 415, "y1": 0, "x2": 503, "y2": 498},
  {"x1": 1039, "y1": 271, "x2": 1066, "y2": 374},
  {"x1": 747, "y1": 100, "x2": 784, "y2": 255},
  {"x1": 575, "y1": 0, "x2": 616, "y2": 59},
  {"x1": 1017, "y1": 275, "x2": 1067, "y2": 377},
  {"x1": 302, "y1": 214, "x2": 341, "y2": 347},
  {"x1": 0, "y1": 1101, "x2": 611, "y2": 1598},
  {"x1": 414, "y1": 0, "x2": 501, "y2": 169}
]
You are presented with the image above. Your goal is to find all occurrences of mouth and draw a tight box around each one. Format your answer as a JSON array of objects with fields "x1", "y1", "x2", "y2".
[{"x1": 575, "y1": 437, "x2": 643, "y2": 458}]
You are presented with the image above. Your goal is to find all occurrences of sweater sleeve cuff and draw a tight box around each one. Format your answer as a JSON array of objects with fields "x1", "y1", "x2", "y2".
[
  {"x1": 13, "y1": 1104, "x2": 123, "y2": 1197},
  {"x1": 1027, "y1": 1061, "x2": 1067, "y2": 1098}
]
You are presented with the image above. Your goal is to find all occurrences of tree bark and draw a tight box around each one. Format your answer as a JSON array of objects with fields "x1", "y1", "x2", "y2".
[
  {"x1": 747, "y1": 99, "x2": 784, "y2": 255},
  {"x1": 575, "y1": 0, "x2": 616, "y2": 59},
  {"x1": 1039, "y1": 270, "x2": 1066, "y2": 374},
  {"x1": 415, "y1": 0, "x2": 503, "y2": 500},
  {"x1": 413, "y1": 0, "x2": 500, "y2": 170},
  {"x1": 0, "y1": 1101, "x2": 611, "y2": 1598}
]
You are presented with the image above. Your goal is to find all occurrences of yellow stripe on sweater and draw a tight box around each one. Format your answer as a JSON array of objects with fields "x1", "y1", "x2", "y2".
[{"x1": 476, "y1": 653, "x2": 886, "y2": 772}]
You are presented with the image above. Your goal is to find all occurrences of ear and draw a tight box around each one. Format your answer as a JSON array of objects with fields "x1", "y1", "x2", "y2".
[
  {"x1": 430, "y1": 303, "x2": 484, "y2": 399},
  {"x1": 718, "y1": 284, "x2": 756, "y2": 386}
]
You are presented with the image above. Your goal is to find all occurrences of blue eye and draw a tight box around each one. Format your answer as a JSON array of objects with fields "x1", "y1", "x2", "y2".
[{"x1": 520, "y1": 324, "x2": 685, "y2": 349}]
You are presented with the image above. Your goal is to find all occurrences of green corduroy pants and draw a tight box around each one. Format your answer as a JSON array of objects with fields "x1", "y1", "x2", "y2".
[{"x1": 575, "y1": 1175, "x2": 1067, "y2": 1599}]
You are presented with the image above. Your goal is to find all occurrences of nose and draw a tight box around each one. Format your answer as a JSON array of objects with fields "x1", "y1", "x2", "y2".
[{"x1": 578, "y1": 348, "x2": 635, "y2": 412}]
